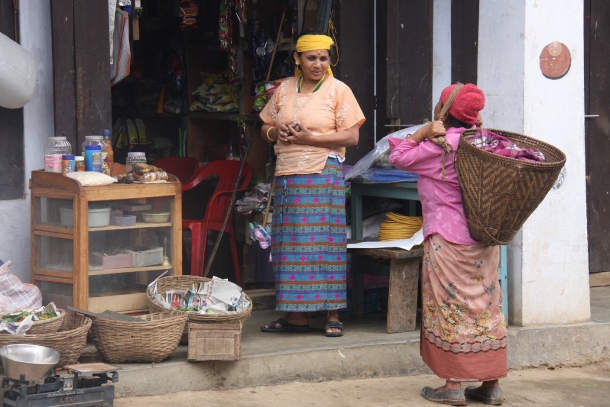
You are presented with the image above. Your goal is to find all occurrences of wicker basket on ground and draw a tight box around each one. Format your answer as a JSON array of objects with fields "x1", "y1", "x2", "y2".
[
  {"x1": 0, "y1": 314, "x2": 91, "y2": 368},
  {"x1": 0, "y1": 309, "x2": 67, "y2": 335},
  {"x1": 147, "y1": 275, "x2": 252, "y2": 343},
  {"x1": 89, "y1": 311, "x2": 187, "y2": 363},
  {"x1": 457, "y1": 128, "x2": 566, "y2": 246}
]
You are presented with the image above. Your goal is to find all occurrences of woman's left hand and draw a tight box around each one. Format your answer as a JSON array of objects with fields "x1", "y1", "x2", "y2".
[{"x1": 284, "y1": 121, "x2": 312, "y2": 145}]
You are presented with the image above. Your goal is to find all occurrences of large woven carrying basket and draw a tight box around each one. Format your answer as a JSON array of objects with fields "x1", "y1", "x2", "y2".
[
  {"x1": 0, "y1": 314, "x2": 91, "y2": 368},
  {"x1": 456, "y1": 128, "x2": 566, "y2": 246},
  {"x1": 147, "y1": 275, "x2": 252, "y2": 343},
  {"x1": 90, "y1": 311, "x2": 187, "y2": 363}
]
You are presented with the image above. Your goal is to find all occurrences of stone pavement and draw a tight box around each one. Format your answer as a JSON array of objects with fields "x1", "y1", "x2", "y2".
[{"x1": 115, "y1": 361, "x2": 610, "y2": 406}]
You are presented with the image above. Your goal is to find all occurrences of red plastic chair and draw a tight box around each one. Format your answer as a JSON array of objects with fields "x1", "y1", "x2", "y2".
[
  {"x1": 152, "y1": 156, "x2": 199, "y2": 183},
  {"x1": 182, "y1": 160, "x2": 252, "y2": 285}
]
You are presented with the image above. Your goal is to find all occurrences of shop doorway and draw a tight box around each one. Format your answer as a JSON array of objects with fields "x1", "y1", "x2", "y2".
[{"x1": 585, "y1": 0, "x2": 610, "y2": 274}]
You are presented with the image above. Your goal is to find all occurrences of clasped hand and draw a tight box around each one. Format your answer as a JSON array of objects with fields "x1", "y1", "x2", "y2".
[
  {"x1": 276, "y1": 121, "x2": 310, "y2": 145},
  {"x1": 423, "y1": 120, "x2": 446, "y2": 145}
]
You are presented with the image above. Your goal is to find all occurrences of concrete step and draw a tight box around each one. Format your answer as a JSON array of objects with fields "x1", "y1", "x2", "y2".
[{"x1": 244, "y1": 289, "x2": 275, "y2": 311}]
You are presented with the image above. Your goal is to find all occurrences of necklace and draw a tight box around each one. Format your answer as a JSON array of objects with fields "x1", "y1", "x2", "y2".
[{"x1": 298, "y1": 74, "x2": 326, "y2": 93}]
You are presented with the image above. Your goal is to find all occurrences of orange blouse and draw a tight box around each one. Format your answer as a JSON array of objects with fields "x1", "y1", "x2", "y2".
[{"x1": 259, "y1": 76, "x2": 365, "y2": 176}]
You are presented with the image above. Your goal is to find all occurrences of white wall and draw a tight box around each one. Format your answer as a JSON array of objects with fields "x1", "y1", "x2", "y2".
[
  {"x1": 0, "y1": 1, "x2": 54, "y2": 281},
  {"x1": 478, "y1": 0, "x2": 590, "y2": 325},
  {"x1": 432, "y1": 0, "x2": 451, "y2": 116}
]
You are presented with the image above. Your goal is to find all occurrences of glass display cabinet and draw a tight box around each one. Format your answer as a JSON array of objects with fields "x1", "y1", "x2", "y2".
[{"x1": 30, "y1": 171, "x2": 182, "y2": 313}]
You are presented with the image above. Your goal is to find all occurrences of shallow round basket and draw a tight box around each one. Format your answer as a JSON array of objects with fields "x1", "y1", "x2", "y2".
[
  {"x1": 89, "y1": 311, "x2": 187, "y2": 363},
  {"x1": 457, "y1": 128, "x2": 566, "y2": 246},
  {"x1": 0, "y1": 314, "x2": 91, "y2": 368},
  {"x1": 147, "y1": 275, "x2": 252, "y2": 343},
  {"x1": 27, "y1": 310, "x2": 67, "y2": 335},
  {"x1": 0, "y1": 310, "x2": 66, "y2": 336}
]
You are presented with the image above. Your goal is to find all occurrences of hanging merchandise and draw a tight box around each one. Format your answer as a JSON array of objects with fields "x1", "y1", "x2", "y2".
[
  {"x1": 249, "y1": 8, "x2": 272, "y2": 82},
  {"x1": 218, "y1": 0, "x2": 232, "y2": 50},
  {"x1": 179, "y1": 1, "x2": 199, "y2": 29},
  {"x1": 236, "y1": 117, "x2": 247, "y2": 159},
  {"x1": 230, "y1": 48, "x2": 244, "y2": 84},
  {"x1": 110, "y1": 9, "x2": 131, "y2": 86}
]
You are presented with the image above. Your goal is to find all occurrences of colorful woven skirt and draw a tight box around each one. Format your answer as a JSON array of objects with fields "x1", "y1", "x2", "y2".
[{"x1": 271, "y1": 157, "x2": 347, "y2": 312}]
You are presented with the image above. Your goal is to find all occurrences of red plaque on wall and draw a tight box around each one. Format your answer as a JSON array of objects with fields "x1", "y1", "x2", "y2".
[{"x1": 539, "y1": 41, "x2": 571, "y2": 79}]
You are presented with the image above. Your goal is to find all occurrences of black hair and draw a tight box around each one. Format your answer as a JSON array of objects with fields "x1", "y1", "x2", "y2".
[{"x1": 448, "y1": 114, "x2": 474, "y2": 129}]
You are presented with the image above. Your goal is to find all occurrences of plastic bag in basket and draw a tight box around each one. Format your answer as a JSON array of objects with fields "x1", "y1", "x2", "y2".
[{"x1": 0, "y1": 261, "x2": 42, "y2": 312}]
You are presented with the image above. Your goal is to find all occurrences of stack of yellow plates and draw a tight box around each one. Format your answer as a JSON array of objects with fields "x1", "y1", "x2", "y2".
[{"x1": 378, "y1": 212, "x2": 423, "y2": 241}]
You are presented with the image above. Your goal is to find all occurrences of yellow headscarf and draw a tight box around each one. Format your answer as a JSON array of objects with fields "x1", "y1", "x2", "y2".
[{"x1": 295, "y1": 34, "x2": 334, "y2": 77}]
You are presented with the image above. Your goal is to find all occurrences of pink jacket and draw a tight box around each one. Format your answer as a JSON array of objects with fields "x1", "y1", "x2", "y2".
[{"x1": 388, "y1": 127, "x2": 479, "y2": 245}]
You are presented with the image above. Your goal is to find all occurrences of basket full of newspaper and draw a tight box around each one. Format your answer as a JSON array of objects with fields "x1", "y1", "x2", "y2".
[{"x1": 146, "y1": 275, "x2": 252, "y2": 343}]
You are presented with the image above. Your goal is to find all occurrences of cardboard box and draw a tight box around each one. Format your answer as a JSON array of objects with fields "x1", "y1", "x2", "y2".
[{"x1": 187, "y1": 323, "x2": 242, "y2": 361}]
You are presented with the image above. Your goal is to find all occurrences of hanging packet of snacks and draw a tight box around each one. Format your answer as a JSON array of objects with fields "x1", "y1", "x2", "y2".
[
  {"x1": 230, "y1": 48, "x2": 244, "y2": 84},
  {"x1": 218, "y1": 0, "x2": 231, "y2": 50},
  {"x1": 179, "y1": 1, "x2": 198, "y2": 29}
]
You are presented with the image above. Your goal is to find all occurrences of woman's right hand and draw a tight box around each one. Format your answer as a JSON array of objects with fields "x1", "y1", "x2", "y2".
[{"x1": 424, "y1": 120, "x2": 446, "y2": 145}]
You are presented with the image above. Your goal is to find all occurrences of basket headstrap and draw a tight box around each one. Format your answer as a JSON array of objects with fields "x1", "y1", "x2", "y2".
[{"x1": 439, "y1": 83, "x2": 464, "y2": 121}]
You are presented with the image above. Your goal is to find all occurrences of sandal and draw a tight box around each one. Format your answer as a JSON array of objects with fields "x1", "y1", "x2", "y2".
[
  {"x1": 421, "y1": 386, "x2": 466, "y2": 406},
  {"x1": 260, "y1": 318, "x2": 311, "y2": 333},
  {"x1": 464, "y1": 386, "x2": 504, "y2": 405},
  {"x1": 324, "y1": 321, "x2": 344, "y2": 337}
]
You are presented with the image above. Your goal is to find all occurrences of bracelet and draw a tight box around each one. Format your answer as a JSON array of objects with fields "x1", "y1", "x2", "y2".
[
  {"x1": 266, "y1": 126, "x2": 276, "y2": 142},
  {"x1": 406, "y1": 135, "x2": 418, "y2": 146}
]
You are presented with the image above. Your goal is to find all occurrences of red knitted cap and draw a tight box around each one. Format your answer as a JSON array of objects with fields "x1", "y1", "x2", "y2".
[{"x1": 440, "y1": 83, "x2": 485, "y2": 125}]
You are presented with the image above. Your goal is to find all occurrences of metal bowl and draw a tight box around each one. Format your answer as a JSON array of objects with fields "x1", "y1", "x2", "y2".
[{"x1": 0, "y1": 344, "x2": 59, "y2": 381}]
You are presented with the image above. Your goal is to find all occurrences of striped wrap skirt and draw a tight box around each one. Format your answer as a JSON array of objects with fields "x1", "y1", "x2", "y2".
[{"x1": 271, "y1": 157, "x2": 347, "y2": 312}]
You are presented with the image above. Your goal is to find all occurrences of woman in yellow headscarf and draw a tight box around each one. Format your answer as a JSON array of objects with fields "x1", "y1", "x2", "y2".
[{"x1": 259, "y1": 31, "x2": 365, "y2": 337}]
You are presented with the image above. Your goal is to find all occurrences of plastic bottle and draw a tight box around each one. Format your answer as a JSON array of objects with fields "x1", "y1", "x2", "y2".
[
  {"x1": 44, "y1": 137, "x2": 72, "y2": 173},
  {"x1": 102, "y1": 129, "x2": 113, "y2": 176},
  {"x1": 126, "y1": 151, "x2": 147, "y2": 173},
  {"x1": 226, "y1": 140, "x2": 240, "y2": 161},
  {"x1": 85, "y1": 145, "x2": 102, "y2": 172},
  {"x1": 0, "y1": 32, "x2": 37, "y2": 109}
]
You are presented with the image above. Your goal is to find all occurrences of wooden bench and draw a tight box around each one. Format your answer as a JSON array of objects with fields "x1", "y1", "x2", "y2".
[{"x1": 348, "y1": 246, "x2": 423, "y2": 334}]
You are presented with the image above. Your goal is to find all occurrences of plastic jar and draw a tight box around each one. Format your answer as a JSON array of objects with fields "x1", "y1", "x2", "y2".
[
  {"x1": 75, "y1": 156, "x2": 85, "y2": 172},
  {"x1": 44, "y1": 137, "x2": 72, "y2": 173},
  {"x1": 85, "y1": 145, "x2": 102, "y2": 172},
  {"x1": 62, "y1": 154, "x2": 75, "y2": 174},
  {"x1": 126, "y1": 151, "x2": 147, "y2": 173},
  {"x1": 81, "y1": 136, "x2": 105, "y2": 157}
]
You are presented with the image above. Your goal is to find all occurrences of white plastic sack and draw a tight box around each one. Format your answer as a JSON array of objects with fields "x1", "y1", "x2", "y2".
[
  {"x1": 0, "y1": 261, "x2": 42, "y2": 312},
  {"x1": 0, "y1": 32, "x2": 37, "y2": 109},
  {"x1": 345, "y1": 124, "x2": 425, "y2": 181}
]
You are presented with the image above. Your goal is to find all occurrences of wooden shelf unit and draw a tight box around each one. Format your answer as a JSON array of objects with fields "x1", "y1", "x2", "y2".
[{"x1": 30, "y1": 170, "x2": 182, "y2": 313}]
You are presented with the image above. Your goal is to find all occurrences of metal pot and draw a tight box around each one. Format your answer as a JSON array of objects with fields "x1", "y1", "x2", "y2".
[{"x1": 0, "y1": 344, "x2": 59, "y2": 381}]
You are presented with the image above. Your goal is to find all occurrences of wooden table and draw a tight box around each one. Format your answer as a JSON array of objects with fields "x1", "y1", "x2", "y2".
[{"x1": 348, "y1": 245, "x2": 423, "y2": 333}]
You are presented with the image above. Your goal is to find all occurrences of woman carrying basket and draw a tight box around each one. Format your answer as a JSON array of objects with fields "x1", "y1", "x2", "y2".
[
  {"x1": 258, "y1": 32, "x2": 365, "y2": 337},
  {"x1": 388, "y1": 84, "x2": 507, "y2": 406}
]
